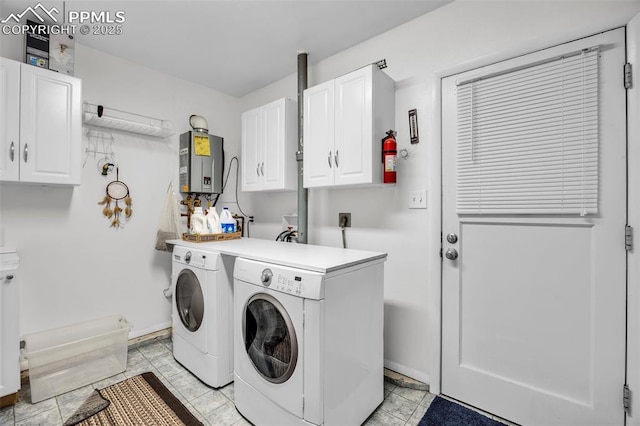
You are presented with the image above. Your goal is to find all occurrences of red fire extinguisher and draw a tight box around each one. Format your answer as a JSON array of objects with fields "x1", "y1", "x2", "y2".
[{"x1": 382, "y1": 130, "x2": 397, "y2": 184}]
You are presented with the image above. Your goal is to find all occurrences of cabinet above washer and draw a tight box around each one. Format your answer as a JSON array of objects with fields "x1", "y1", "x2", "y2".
[
  {"x1": 241, "y1": 97, "x2": 297, "y2": 192},
  {"x1": 303, "y1": 64, "x2": 395, "y2": 189}
]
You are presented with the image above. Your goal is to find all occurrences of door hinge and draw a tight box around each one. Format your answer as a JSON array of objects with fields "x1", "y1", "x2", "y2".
[
  {"x1": 626, "y1": 225, "x2": 633, "y2": 251},
  {"x1": 624, "y1": 384, "x2": 632, "y2": 416},
  {"x1": 625, "y1": 63, "x2": 633, "y2": 89}
]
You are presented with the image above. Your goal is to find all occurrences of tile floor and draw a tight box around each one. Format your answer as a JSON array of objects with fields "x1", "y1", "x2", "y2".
[{"x1": 0, "y1": 338, "x2": 492, "y2": 426}]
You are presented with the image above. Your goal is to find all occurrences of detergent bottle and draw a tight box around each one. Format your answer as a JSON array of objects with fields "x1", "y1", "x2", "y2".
[
  {"x1": 190, "y1": 206, "x2": 207, "y2": 234},
  {"x1": 206, "y1": 206, "x2": 222, "y2": 234},
  {"x1": 220, "y1": 207, "x2": 236, "y2": 233}
]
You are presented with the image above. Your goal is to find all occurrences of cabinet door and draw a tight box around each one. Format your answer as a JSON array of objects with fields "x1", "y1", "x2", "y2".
[
  {"x1": 0, "y1": 58, "x2": 20, "y2": 182},
  {"x1": 241, "y1": 107, "x2": 262, "y2": 191},
  {"x1": 0, "y1": 262, "x2": 20, "y2": 397},
  {"x1": 261, "y1": 99, "x2": 286, "y2": 191},
  {"x1": 334, "y1": 66, "x2": 373, "y2": 186},
  {"x1": 20, "y1": 65, "x2": 81, "y2": 185},
  {"x1": 303, "y1": 79, "x2": 335, "y2": 188}
]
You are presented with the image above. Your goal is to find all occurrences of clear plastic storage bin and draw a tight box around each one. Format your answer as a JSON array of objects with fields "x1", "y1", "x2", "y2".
[{"x1": 22, "y1": 315, "x2": 131, "y2": 402}]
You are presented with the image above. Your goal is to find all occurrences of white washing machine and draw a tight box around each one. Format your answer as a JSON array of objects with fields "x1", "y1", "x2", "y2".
[
  {"x1": 171, "y1": 245, "x2": 233, "y2": 388},
  {"x1": 233, "y1": 257, "x2": 385, "y2": 426}
]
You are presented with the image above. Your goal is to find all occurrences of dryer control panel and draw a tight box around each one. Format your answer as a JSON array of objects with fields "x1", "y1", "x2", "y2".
[
  {"x1": 172, "y1": 245, "x2": 221, "y2": 270},
  {"x1": 273, "y1": 272, "x2": 304, "y2": 296},
  {"x1": 235, "y1": 258, "x2": 325, "y2": 300}
]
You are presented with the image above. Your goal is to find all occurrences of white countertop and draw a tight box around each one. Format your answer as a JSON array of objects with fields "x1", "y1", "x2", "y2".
[{"x1": 166, "y1": 238, "x2": 387, "y2": 273}]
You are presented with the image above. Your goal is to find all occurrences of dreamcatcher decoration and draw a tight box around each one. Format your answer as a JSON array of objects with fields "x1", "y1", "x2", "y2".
[{"x1": 98, "y1": 166, "x2": 133, "y2": 228}]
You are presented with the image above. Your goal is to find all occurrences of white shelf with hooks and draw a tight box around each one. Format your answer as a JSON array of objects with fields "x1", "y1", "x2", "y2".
[{"x1": 82, "y1": 102, "x2": 176, "y2": 138}]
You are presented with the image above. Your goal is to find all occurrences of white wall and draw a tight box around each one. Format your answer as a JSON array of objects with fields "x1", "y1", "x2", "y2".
[
  {"x1": 239, "y1": 0, "x2": 640, "y2": 383},
  {"x1": 0, "y1": 42, "x2": 240, "y2": 338}
]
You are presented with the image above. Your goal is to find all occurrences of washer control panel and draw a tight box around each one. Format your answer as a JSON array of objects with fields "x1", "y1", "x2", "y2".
[
  {"x1": 273, "y1": 272, "x2": 305, "y2": 296},
  {"x1": 171, "y1": 246, "x2": 221, "y2": 270},
  {"x1": 186, "y1": 251, "x2": 207, "y2": 268},
  {"x1": 235, "y1": 258, "x2": 324, "y2": 300},
  {"x1": 260, "y1": 269, "x2": 273, "y2": 286}
]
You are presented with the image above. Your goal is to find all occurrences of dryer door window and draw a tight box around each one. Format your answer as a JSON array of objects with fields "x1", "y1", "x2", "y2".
[
  {"x1": 176, "y1": 269, "x2": 204, "y2": 332},
  {"x1": 243, "y1": 293, "x2": 298, "y2": 384}
]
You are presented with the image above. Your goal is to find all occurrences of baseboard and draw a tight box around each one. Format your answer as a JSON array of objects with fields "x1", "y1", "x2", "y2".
[
  {"x1": 128, "y1": 326, "x2": 172, "y2": 347},
  {"x1": 129, "y1": 321, "x2": 172, "y2": 340},
  {"x1": 0, "y1": 392, "x2": 18, "y2": 408},
  {"x1": 384, "y1": 359, "x2": 431, "y2": 386}
]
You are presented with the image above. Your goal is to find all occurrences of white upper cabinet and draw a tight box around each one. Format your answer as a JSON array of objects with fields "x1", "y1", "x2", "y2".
[
  {"x1": 241, "y1": 97, "x2": 297, "y2": 192},
  {"x1": 303, "y1": 64, "x2": 395, "y2": 188},
  {"x1": 0, "y1": 58, "x2": 20, "y2": 182},
  {"x1": 0, "y1": 57, "x2": 82, "y2": 186},
  {"x1": 303, "y1": 79, "x2": 334, "y2": 188},
  {"x1": 241, "y1": 107, "x2": 261, "y2": 191}
]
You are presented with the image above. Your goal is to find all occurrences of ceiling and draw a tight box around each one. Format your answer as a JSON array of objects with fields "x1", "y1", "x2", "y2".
[{"x1": 0, "y1": 0, "x2": 452, "y2": 97}]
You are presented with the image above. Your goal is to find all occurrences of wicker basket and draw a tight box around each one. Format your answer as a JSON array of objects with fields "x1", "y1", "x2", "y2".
[{"x1": 182, "y1": 232, "x2": 241, "y2": 242}]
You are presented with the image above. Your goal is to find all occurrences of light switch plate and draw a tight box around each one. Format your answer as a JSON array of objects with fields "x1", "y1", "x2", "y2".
[{"x1": 409, "y1": 190, "x2": 427, "y2": 209}]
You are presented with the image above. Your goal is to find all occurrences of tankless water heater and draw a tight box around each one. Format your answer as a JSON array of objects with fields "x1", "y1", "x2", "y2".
[{"x1": 179, "y1": 131, "x2": 224, "y2": 194}]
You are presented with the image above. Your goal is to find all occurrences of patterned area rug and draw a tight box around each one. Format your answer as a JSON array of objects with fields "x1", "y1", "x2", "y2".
[{"x1": 63, "y1": 372, "x2": 202, "y2": 426}]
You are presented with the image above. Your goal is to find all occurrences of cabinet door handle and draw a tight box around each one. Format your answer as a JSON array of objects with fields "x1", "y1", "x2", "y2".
[
  {"x1": 23, "y1": 143, "x2": 28, "y2": 163},
  {"x1": 335, "y1": 150, "x2": 339, "y2": 168},
  {"x1": 328, "y1": 151, "x2": 332, "y2": 168},
  {"x1": 9, "y1": 141, "x2": 15, "y2": 162},
  {"x1": 256, "y1": 163, "x2": 261, "y2": 176},
  {"x1": 261, "y1": 162, "x2": 264, "y2": 176}
]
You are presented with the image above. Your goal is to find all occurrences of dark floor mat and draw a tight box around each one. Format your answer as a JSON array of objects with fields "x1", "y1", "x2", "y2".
[{"x1": 419, "y1": 396, "x2": 505, "y2": 426}]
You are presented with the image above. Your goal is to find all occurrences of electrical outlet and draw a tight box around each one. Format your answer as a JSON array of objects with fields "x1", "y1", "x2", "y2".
[
  {"x1": 338, "y1": 212, "x2": 351, "y2": 227},
  {"x1": 409, "y1": 190, "x2": 427, "y2": 209}
]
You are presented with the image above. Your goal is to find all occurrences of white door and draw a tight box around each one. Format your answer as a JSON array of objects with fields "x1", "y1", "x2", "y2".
[
  {"x1": 303, "y1": 79, "x2": 334, "y2": 188},
  {"x1": 442, "y1": 28, "x2": 627, "y2": 426},
  {"x1": 334, "y1": 67, "x2": 372, "y2": 186},
  {"x1": 261, "y1": 99, "x2": 285, "y2": 190},
  {"x1": 241, "y1": 107, "x2": 261, "y2": 191},
  {"x1": 0, "y1": 58, "x2": 20, "y2": 182},
  {"x1": 20, "y1": 65, "x2": 81, "y2": 185}
]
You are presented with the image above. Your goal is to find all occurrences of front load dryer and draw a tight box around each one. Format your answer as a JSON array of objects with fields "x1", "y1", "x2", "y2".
[
  {"x1": 171, "y1": 245, "x2": 233, "y2": 387},
  {"x1": 233, "y1": 257, "x2": 385, "y2": 426}
]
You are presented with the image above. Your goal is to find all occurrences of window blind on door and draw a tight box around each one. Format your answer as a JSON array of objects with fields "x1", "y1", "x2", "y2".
[{"x1": 456, "y1": 47, "x2": 599, "y2": 215}]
